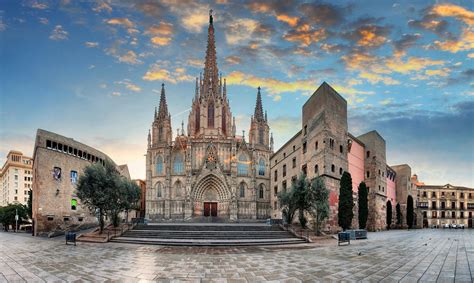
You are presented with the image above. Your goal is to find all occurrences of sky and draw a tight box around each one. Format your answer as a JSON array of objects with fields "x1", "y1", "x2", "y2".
[{"x1": 0, "y1": 0, "x2": 473, "y2": 187}]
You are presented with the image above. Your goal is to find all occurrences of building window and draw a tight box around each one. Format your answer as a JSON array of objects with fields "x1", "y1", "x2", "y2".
[
  {"x1": 461, "y1": 193, "x2": 464, "y2": 198},
  {"x1": 158, "y1": 127, "x2": 163, "y2": 141},
  {"x1": 302, "y1": 142, "x2": 307, "y2": 153},
  {"x1": 460, "y1": 212, "x2": 464, "y2": 218},
  {"x1": 452, "y1": 211, "x2": 456, "y2": 218},
  {"x1": 366, "y1": 151, "x2": 370, "y2": 158},
  {"x1": 329, "y1": 138, "x2": 334, "y2": 149},
  {"x1": 283, "y1": 164, "x2": 287, "y2": 177},
  {"x1": 441, "y1": 202, "x2": 445, "y2": 209},
  {"x1": 304, "y1": 125, "x2": 307, "y2": 135},
  {"x1": 173, "y1": 154, "x2": 184, "y2": 174},
  {"x1": 259, "y1": 184, "x2": 265, "y2": 199},
  {"x1": 315, "y1": 141, "x2": 318, "y2": 150},
  {"x1": 258, "y1": 158, "x2": 265, "y2": 176},
  {"x1": 432, "y1": 192, "x2": 436, "y2": 198},
  {"x1": 174, "y1": 181, "x2": 182, "y2": 197},
  {"x1": 378, "y1": 169, "x2": 381, "y2": 176},
  {"x1": 302, "y1": 164, "x2": 307, "y2": 176},
  {"x1": 47, "y1": 216, "x2": 54, "y2": 221},
  {"x1": 367, "y1": 171, "x2": 370, "y2": 178},
  {"x1": 441, "y1": 211, "x2": 445, "y2": 218},
  {"x1": 291, "y1": 175, "x2": 297, "y2": 184},
  {"x1": 274, "y1": 186, "x2": 278, "y2": 196},
  {"x1": 293, "y1": 145, "x2": 295, "y2": 151},
  {"x1": 237, "y1": 155, "x2": 249, "y2": 176},
  {"x1": 282, "y1": 181, "x2": 287, "y2": 192},
  {"x1": 53, "y1": 167, "x2": 61, "y2": 180},
  {"x1": 71, "y1": 199, "x2": 77, "y2": 210},
  {"x1": 274, "y1": 170, "x2": 278, "y2": 181},
  {"x1": 460, "y1": 202, "x2": 464, "y2": 209},
  {"x1": 156, "y1": 155, "x2": 164, "y2": 175},
  {"x1": 46, "y1": 140, "x2": 52, "y2": 148},
  {"x1": 432, "y1": 201, "x2": 436, "y2": 209},
  {"x1": 292, "y1": 157, "x2": 296, "y2": 168},
  {"x1": 452, "y1": 201, "x2": 455, "y2": 209},
  {"x1": 339, "y1": 168, "x2": 343, "y2": 175},
  {"x1": 70, "y1": 171, "x2": 78, "y2": 184},
  {"x1": 339, "y1": 145, "x2": 343, "y2": 153},
  {"x1": 239, "y1": 182, "x2": 246, "y2": 198},
  {"x1": 314, "y1": 164, "x2": 318, "y2": 174},
  {"x1": 331, "y1": 164, "x2": 335, "y2": 172},
  {"x1": 208, "y1": 102, "x2": 214, "y2": 128},
  {"x1": 157, "y1": 182, "x2": 162, "y2": 198}
]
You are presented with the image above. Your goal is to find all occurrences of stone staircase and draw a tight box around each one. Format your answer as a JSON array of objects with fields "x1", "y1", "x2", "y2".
[{"x1": 110, "y1": 223, "x2": 306, "y2": 246}]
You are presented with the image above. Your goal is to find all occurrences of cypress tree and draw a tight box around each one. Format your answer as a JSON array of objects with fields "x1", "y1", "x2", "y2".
[
  {"x1": 358, "y1": 182, "x2": 368, "y2": 229},
  {"x1": 338, "y1": 172, "x2": 353, "y2": 231},
  {"x1": 386, "y1": 200, "x2": 392, "y2": 230},
  {"x1": 396, "y1": 203, "x2": 402, "y2": 225},
  {"x1": 406, "y1": 196, "x2": 414, "y2": 229}
]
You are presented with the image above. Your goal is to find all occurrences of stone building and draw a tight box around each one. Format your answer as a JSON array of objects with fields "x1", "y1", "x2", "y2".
[
  {"x1": 32, "y1": 129, "x2": 130, "y2": 236},
  {"x1": 0, "y1": 150, "x2": 33, "y2": 206},
  {"x1": 270, "y1": 83, "x2": 415, "y2": 232},
  {"x1": 391, "y1": 164, "x2": 418, "y2": 228},
  {"x1": 134, "y1": 179, "x2": 146, "y2": 218},
  {"x1": 145, "y1": 12, "x2": 272, "y2": 221},
  {"x1": 417, "y1": 183, "x2": 474, "y2": 228}
]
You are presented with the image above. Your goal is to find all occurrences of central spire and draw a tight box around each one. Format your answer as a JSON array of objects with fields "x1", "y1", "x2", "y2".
[
  {"x1": 157, "y1": 83, "x2": 169, "y2": 120},
  {"x1": 254, "y1": 87, "x2": 264, "y2": 122},
  {"x1": 202, "y1": 9, "x2": 219, "y2": 99}
]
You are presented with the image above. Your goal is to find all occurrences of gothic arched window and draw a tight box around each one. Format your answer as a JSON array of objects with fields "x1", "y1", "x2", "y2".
[
  {"x1": 156, "y1": 155, "x2": 163, "y2": 175},
  {"x1": 158, "y1": 126, "x2": 163, "y2": 141},
  {"x1": 237, "y1": 154, "x2": 248, "y2": 176},
  {"x1": 156, "y1": 182, "x2": 162, "y2": 198},
  {"x1": 239, "y1": 182, "x2": 246, "y2": 198},
  {"x1": 173, "y1": 154, "x2": 184, "y2": 174},
  {"x1": 258, "y1": 158, "x2": 265, "y2": 176},
  {"x1": 175, "y1": 181, "x2": 182, "y2": 197},
  {"x1": 208, "y1": 102, "x2": 214, "y2": 128},
  {"x1": 259, "y1": 128, "x2": 264, "y2": 144},
  {"x1": 259, "y1": 184, "x2": 265, "y2": 199}
]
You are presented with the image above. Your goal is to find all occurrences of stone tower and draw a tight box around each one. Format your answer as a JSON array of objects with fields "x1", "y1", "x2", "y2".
[{"x1": 151, "y1": 84, "x2": 172, "y2": 146}]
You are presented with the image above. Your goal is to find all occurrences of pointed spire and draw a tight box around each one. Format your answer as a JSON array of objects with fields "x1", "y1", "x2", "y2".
[
  {"x1": 202, "y1": 9, "x2": 219, "y2": 99},
  {"x1": 254, "y1": 86, "x2": 264, "y2": 122},
  {"x1": 232, "y1": 116, "x2": 236, "y2": 137},
  {"x1": 181, "y1": 121, "x2": 184, "y2": 136},
  {"x1": 270, "y1": 132, "x2": 274, "y2": 151},
  {"x1": 195, "y1": 77, "x2": 199, "y2": 100},
  {"x1": 157, "y1": 83, "x2": 169, "y2": 120},
  {"x1": 265, "y1": 110, "x2": 267, "y2": 122},
  {"x1": 154, "y1": 107, "x2": 157, "y2": 119},
  {"x1": 223, "y1": 78, "x2": 227, "y2": 99},
  {"x1": 148, "y1": 129, "x2": 151, "y2": 148},
  {"x1": 219, "y1": 73, "x2": 223, "y2": 97}
]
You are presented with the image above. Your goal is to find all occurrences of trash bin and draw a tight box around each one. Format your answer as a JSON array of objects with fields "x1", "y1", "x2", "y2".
[
  {"x1": 338, "y1": 232, "x2": 351, "y2": 246},
  {"x1": 66, "y1": 232, "x2": 76, "y2": 246}
]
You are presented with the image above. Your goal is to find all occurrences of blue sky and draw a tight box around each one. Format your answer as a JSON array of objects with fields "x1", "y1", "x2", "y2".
[{"x1": 0, "y1": 0, "x2": 473, "y2": 186}]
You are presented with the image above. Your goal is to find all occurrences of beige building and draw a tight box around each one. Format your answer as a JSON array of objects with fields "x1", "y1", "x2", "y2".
[
  {"x1": 0, "y1": 151, "x2": 33, "y2": 206},
  {"x1": 145, "y1": 12, "x2": 272, "y2": 221},
  {"x1": 32, "y1": 129, "x2": 130, "y2": 236},
  {"x1": 417, "y1": 183, "x2": 474, "y2": 228}
]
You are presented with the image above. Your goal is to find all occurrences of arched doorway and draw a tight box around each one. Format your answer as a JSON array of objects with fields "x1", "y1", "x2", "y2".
[{"x1": 191, "y1": 174, "x2": 232, "y2": 218}]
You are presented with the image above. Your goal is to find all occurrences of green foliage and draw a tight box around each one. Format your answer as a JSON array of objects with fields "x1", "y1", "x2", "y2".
[
  {"x1": 293, "y1": 173, "x2": 311, "y2": 228},
  {"x1": 386, "y1": 200, "x2": 392, "y2": 230},
  {"x1": 338, "y1": 171, "x2": 354, "y2": 231},
  {"x1": 310, "y1": 176, "x2": 329, "y2": 236},
  {"x1": 396, "y1": 203, "x2": 402, "y2": 225},
  {"x1": 0, "y1": 203, "x2": 28, "y2": 231},
  {"x1": 278, "y1": 186, "x2": 297, "y2": 225},
  {"x1": 406, "y1": 196, "x2": 414, "y2": 229},
  {"x1": 357, "y1": 182, "x2": 368, "y2": 229},
  {"x1": 76, "y1": 160, "x2": 141, "y2": 232}
]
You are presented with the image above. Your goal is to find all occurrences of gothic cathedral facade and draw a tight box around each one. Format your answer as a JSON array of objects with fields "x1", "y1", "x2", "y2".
[{"x1": 145, "y1": 12, "x2": 273, "y2": 221}]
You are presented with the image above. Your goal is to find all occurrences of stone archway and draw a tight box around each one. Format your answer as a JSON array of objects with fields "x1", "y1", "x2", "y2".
[{"x1": 191, "y1": 174, "x2": 232, "y2": 218}]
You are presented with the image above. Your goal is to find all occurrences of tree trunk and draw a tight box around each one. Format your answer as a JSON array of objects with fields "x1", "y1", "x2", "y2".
[{"x1": 99, "y1": 208, "x2": 104, "y2": 233}]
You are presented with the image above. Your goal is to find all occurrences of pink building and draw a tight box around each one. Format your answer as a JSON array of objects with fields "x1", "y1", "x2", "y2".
[{"x1": 348, "y1": 134, "x2": 365, "y2": 193}]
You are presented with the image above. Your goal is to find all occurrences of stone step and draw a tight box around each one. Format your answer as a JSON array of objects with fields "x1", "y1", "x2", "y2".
[
  {"x1": 137, "y1": 224, "x2": 280, "y2": 231},
  {"x1": 110, "y1": 237, "x2": 306, "y2": 246}
]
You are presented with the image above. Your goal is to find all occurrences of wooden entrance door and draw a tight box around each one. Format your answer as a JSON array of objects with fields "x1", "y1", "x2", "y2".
[{"x1": 204, "y1": 202, "x2": 218, "y2": 217}]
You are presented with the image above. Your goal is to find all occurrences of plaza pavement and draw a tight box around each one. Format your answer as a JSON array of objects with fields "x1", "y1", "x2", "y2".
[{"x1": 0, "y1": 229, "x2": 473, "y2": 282}]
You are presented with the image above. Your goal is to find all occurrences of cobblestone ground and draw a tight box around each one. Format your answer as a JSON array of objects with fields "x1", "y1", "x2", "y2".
[{"x1": 0, "y1": 229, "x2": 473, "y2": 282}]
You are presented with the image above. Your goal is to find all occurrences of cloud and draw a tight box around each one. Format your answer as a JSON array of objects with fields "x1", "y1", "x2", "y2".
[
  {"x1": 106, "y1": 18, "x2": 134, "y2": 29},
  {"x1": 276, "y1": 14, "x2": 299, "y2": 27},
  {"x1": 298, "y1": 1, "x2": 348, "y2": 27},
  {"x1": 430, "y1": 3, "x2": 474, "y2": 25},
  {"x1": 93, "y1": 0, "x2": 112, "y2": 13},
  {"x1": 283, "y1": 24, "x2": 326, "y2": 47},
  {"x1": 343, "y1": 21, "x2": 391, "y2": 49},
  {"x1": 431, "y1": 28, "x2": 474, "y2": 53},
  {"x1": 150, "y1": 36, "x2": 172, "y2": 46},
  {"x1": 39, "y1": 17, "x2": 49, "y2": 25},
  {"x1": 31, "y1": 1, "x2": 48, "y2": 9},
  {"x1": 134, "y1": 1, "x2": 166, "y2": 18},
  {"x1": 144, "y1": 22, "x2": 174, "y2": 36},
  {"x1": 118, "y1": 50, "x2": 141, "y2": 64},
  {"x1": 116, "y1": 80, "x2": 142, "y2": 92},
  {"x1": 186, "y1": 58, "x2": 203, "y2": 68},
  {"x1": 225, "y1": 55, "x2": 241, "y2": 65},
  {"x1": 0, "y1": 19, "x2": 5, "y2": 32},
  {"x1": 359, "y1": 72, "x2": 400, "y2": 85},
  {"x1": 111, "y1": 91, "x2": 121, "y2": 96},
  {"x1": 106, "y1": 43, "x2": 142, "y2": 65},
  {"x1": 160, "y1": 0, "x2": 209, "y2": 33},
  {"x1": 225, "y1": 18, "x2": 260, "y2": 45},
  {"x1": 143, "y1": 63, "x2": 194, "y2": 83},
  {"x1": 393, "y1": 33, "x2": 421, "y2": 55},
  {"x1": 49, "y1": 25, "x2": 68, "y2": 41},
  {"x1": 85, "y1": 41, "x2": 99, "y2": 48}
]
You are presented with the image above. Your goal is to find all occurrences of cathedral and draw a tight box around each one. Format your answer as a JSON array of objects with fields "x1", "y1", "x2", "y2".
[{"x1": 145, "y1": 12, "x2": 273, "y2": 221}]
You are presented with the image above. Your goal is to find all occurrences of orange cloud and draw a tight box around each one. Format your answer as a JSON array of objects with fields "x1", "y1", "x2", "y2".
[
  {"x1": 144, "y1": 22, "x2": 174, "y2": 36},
  {"x1": 430, "y1": 3, "x2": 474, "y2": 25},
  {"x1": 107, "y1": 18, "x2": 134, "y2": 29},
  {"x1": 432, "y1": 28, "x2": 474, "y2": 53},
  {"x1": 385, "y1": 56, "x2": 445, "y2": 74},
  {"x1": 283, "y1": 24, "x2": 326, "y2": 47},
  {"x1": 225, "y1": 56, "x2": 241, "y2": 65},
  {"x1": 359, "y1": 72, "x2": 400, "y2": 85},
  {"x1": 150, "y1": 36, "x2": 172, "y2": 46},
  {"x1": 143, "y1": 65, "x2": 193, "y2": 83},
  {"x1": 276, "y1": 14, "x2": 299, "y2": 27},
  {"x1": 357, "y1": 26, "x2": 387, "y2": 47},
  {"x1": 118, "y1": 50, "x2": 141, "y2": 65}
]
